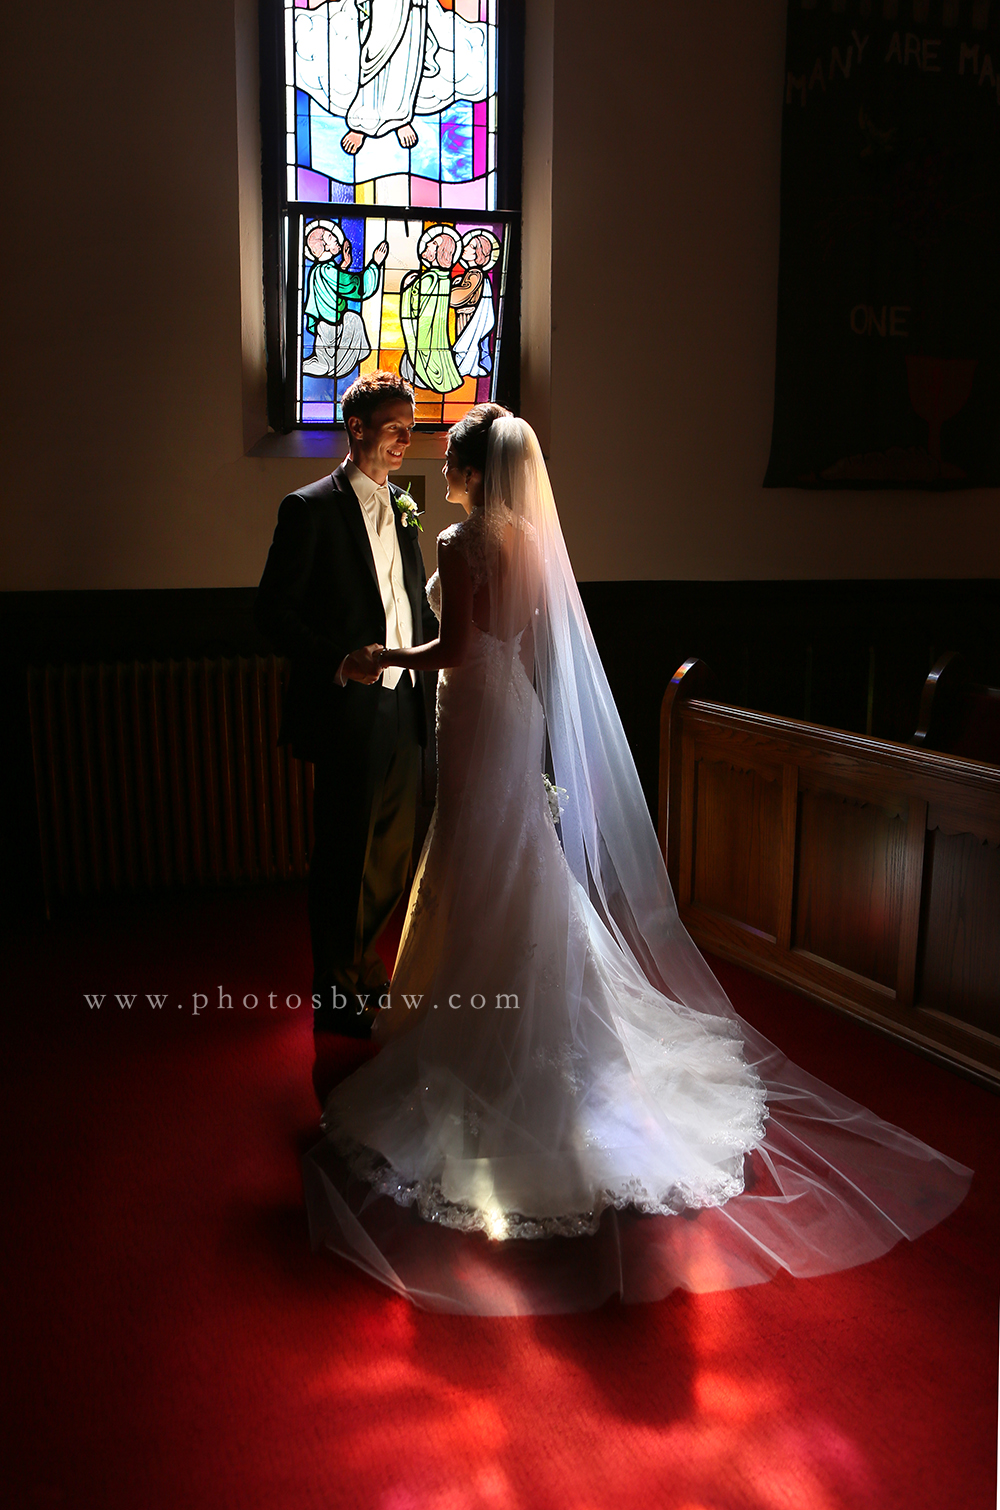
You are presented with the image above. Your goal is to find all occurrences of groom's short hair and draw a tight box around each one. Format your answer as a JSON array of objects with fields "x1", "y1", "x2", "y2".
[{"x1": 342, "y1": 371, "x2": 414, "y2": 428}]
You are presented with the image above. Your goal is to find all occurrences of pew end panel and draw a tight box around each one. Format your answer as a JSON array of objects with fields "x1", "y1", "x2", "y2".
[
  {"x1": 660, "y1": 666, "x2": 1000, "y2": 1090},
  {"x1": 913, "y1": 651, "x2": 1000, "y2": 765}
]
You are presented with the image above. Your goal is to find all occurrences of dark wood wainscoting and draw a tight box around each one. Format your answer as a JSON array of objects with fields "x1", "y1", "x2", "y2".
[
  {"x1": 2, "y1": 580, "x2": 997, "y2": 916},
  {"x1": 0, "y1": 589, "x2": 265, "y2": 914},
  {"x1": 581, "y1": 577, "x2": 1000, "y2": 816},
  {"x1": 659, "y1": 664, "x2": 1000, "y2": 1088}
]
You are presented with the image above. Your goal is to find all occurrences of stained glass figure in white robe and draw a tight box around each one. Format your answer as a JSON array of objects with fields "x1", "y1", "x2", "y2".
[
  {"x1": 295, "y1": 0, "x2": 489, "y2": 158},
  {"x1": 451, "y1": 228, "x2": 500, "y2": 378}
]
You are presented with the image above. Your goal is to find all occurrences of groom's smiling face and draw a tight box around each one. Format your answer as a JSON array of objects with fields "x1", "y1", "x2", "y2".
[{"x1": 350, "y1": 398, "x2": 415, "y2": 483}]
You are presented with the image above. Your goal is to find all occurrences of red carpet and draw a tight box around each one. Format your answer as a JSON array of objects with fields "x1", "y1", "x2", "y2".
[{"x1": 2, "y1": 886, "x2": 997, "y2": 1510}]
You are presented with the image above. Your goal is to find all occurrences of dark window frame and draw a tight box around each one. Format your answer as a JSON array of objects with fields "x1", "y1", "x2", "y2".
[{"x1": 259, "y1": 0, "x2": 524, "y2": 433}]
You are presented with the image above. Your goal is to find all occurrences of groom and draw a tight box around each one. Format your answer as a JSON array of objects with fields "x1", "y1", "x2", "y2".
[{"x1": 255, "y1": 371, "x2": 436, "y2": 1040}]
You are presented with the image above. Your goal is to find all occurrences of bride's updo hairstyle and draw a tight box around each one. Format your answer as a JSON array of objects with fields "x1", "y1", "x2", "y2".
[{"x1": 447, "y1": 402, "x2": 511, "y2": 474}]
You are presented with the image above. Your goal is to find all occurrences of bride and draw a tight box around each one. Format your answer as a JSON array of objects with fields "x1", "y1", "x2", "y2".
[{"x1": 303, "y1": 404, "x2": 971, "y2": 1315}]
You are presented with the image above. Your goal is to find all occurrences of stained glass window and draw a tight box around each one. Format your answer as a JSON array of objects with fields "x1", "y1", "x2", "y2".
[{"x1": 266, "y1": 1, "x2": 519, "y2": 429}]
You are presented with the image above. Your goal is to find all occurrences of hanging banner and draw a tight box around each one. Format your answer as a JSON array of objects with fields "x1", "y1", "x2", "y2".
[{"x1": 765, "y1": 0, "x2": 1000, "y2": 488}]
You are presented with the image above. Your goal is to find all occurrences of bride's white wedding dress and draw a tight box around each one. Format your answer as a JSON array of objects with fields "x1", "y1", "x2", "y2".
[{"x1": 303, "y1": 420, "x2": 971, "y2": 1316}]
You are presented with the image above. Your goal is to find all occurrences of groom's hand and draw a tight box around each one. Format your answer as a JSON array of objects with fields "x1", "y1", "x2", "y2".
[{"x1": 342, "y1": 643, "x2": 384, "y2": 685}]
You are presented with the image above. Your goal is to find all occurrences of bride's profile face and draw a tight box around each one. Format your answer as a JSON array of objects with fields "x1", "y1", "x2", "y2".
[{"x1": 443, "y1": 449, "x2": 478, "y2": 514}]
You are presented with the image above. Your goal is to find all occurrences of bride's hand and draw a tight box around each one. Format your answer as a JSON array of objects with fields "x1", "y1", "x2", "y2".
[{"x1": 344, "y1": 644, "x2": 385, "y2": 684}]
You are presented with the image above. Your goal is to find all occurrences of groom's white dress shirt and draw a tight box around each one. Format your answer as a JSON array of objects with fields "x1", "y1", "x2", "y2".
[{"x1": 336, "y1": 460, "x2": 415, "y2": 690}]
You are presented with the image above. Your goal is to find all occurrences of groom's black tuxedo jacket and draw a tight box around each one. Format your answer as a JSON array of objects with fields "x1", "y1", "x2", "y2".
[{"x1": 254, "y1": 463, "x2": 436, "y2": 763}]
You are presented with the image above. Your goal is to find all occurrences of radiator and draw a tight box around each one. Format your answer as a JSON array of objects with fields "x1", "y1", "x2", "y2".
[{"x1": 27, "y1": 657, "x2": 313, "y2": 906}]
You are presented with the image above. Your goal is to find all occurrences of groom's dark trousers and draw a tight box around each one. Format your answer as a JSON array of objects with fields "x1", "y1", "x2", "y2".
[
  {"x1": 254, "y1": 464, "x2": 434, "y2": 1036},
  {"x1": 309, "y1": 682, "x2": 419, "y2": 1024}
]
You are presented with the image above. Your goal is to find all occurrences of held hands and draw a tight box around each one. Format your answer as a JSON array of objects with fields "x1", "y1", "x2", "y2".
[{"x1": 343, "y1": 644, "x2": 385, "y2": 685}]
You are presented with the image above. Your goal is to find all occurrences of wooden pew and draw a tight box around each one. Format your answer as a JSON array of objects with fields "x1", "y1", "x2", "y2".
[
  {"x1": 913, "y1": 651, "x2": 1000, "y2": 764},
  {"x1": 659, "y1": 659, "x2": 1000, "y2": 1089}
]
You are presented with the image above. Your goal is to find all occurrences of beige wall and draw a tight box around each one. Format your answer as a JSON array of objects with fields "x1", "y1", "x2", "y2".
[
  {"x1": 2, "y1": 0, "x2": 996, "y2": 592},
  {"x1": 543, "y1": 0, "x2": 998, "y2": 581}
]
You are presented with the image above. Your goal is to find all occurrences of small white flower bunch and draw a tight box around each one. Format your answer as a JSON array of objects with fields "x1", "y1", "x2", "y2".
[
  {"x1": 396, "y1": 485, "x2": 422, "y2": 531},
  {"x1": 542, "y1": 773, "x2": 567, "y2": 826}
]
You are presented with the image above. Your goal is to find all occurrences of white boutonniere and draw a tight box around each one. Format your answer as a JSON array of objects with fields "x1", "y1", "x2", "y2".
[
  {"x1": 395, "y1": 483, "x2": 422, "y2": 531},
  {"x1": 542, "y1": 774, "x2": 567, "y2": 827}
]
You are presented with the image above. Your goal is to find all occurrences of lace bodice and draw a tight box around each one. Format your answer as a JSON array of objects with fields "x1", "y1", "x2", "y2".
[{"x1": 425, "y1": 508, "x2": 499, "y2": 618}]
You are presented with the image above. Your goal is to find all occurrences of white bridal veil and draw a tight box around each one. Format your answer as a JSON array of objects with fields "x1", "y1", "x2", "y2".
[{"x1": 303, "y1": 418, "x2": 971, "y2": 1315}]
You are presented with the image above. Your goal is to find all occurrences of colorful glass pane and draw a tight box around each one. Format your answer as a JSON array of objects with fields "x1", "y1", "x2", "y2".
[
  {"x1": 285, "y1": 0, "x2": 499, "y2": 210},
  {"x1": 293, "y1": 212, "x2": 508, "y2": 424}
]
